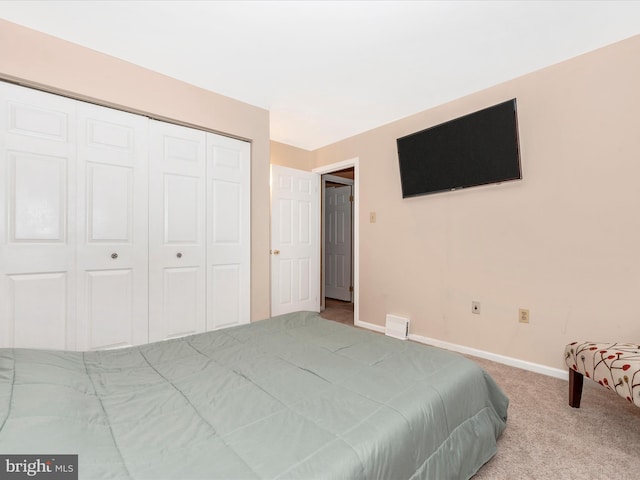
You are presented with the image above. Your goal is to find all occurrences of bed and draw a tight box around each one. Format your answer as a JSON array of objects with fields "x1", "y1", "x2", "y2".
[{"x1": 0, "y1": 311, "x2": 508, "y2": 479}]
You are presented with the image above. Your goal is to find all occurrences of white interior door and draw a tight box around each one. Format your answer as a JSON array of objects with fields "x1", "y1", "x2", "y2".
[
  {"x1": 325, "y1": 184, "x2": 353, "y2": 301},
  {"x1": 76, "y1": 103, "x2": 149, "y2": 350},
  {"x1": 149, "y1": 120, "x2": 206, "y2": 342},
  {"x1": 0, "y1": 83, "x2": 77, "y2": 349},
  {"x1": 270, "y1": 165, "x2": 320, "y2": 316},
  {"x1": 206, "y1": 133, "x2": 251, "y2": 330}
]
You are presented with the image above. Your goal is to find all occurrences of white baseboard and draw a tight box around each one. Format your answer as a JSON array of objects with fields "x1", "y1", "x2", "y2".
[
  {"x1": 353, "y1": 319, "x2": 567, "y2": 380},
  {"x1": 408, "y1": 333, "x2": 568, "y2": 380},
  {"x1": 355, "y1": 319, "x2": 385, "y2": 334}
]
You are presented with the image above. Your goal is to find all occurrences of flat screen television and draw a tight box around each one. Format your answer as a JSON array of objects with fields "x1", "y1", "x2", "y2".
[{"x1": 397, "y1": 99, "x2": 521, "y2": 198}]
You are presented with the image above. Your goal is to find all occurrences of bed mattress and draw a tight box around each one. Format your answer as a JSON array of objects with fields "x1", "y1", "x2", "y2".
[{"x1": 0, "y1": 311, "x2": 508, "y2": 479}]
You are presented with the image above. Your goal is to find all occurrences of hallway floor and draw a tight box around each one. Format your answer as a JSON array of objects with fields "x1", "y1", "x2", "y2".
[{"x1": 320, "y1": 298, "x2": 354, "y2": 326}]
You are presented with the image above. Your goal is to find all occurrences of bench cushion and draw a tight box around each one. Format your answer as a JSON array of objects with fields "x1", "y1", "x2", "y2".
[{"x1": 564, "y1": 342, "x2": 640, "y2": 407}]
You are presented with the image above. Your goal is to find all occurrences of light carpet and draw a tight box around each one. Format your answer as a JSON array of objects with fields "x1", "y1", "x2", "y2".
[{"x1": 471, "y1": 355, "x2": 640, "y2": 479}]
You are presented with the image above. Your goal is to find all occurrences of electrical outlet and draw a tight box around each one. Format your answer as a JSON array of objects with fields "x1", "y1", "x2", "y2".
[
  {"x1": 472, "y1": 301, "x2": 481, "y2": 314},
  {"x1": 519, "y1": 308, "x2": 530, "y2": 324}
]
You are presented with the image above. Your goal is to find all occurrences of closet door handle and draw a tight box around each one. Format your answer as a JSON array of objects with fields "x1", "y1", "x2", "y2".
[
  {"x1": 176, "y1": 252, "x2": 183, "y2": 258},
  {"x1": 111, "y1": 253, "x2": 118, "y2": 259}
]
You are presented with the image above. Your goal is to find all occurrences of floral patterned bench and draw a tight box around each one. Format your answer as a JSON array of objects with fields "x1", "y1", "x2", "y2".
[{"x1": 564, "y1": 342, "x2": 640, "y2": 408}]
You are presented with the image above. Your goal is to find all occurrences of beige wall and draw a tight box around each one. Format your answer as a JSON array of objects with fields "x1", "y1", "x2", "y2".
[
  {"x1": 270, "y1": 141, "x2": 314, "y2": 170},
  {"x1": 313, "y1": 35, "x2": 640, "y2": 371},
  {"x1": 0, "y1": 19, "x2": 271, "y2": 320}
]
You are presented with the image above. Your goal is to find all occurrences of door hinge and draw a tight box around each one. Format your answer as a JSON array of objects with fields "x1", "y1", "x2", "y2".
[
  {"x1": 349, "y1": 286, "x2": 354, "y2": 292},
  {"x1": 349, "y1": 194, "x2": 354, "y2": 202}
]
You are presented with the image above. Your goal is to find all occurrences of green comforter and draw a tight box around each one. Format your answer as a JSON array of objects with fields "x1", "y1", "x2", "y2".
[{"x1": 0, "y1": 312, "x2": 508, "y2": 479}]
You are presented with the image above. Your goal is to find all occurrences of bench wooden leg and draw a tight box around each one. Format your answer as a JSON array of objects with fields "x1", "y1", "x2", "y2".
[{"x1": 569, "y1": 368, "x2": 584, "y2": 408}]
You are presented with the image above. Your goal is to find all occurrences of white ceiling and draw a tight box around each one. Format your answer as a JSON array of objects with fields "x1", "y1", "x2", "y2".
[{"x1": 2, "y1": 1, "x2": 640, "y2": 150}]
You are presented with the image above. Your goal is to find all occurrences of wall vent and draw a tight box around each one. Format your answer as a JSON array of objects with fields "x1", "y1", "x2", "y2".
[{"x1": 385, "y1": 314, "x2": 409, "y2": 340}]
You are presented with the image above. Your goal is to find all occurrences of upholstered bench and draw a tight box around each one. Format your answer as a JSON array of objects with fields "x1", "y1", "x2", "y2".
[{"x1": 564, "y1": 342, "x2": 640, "y2": 408}]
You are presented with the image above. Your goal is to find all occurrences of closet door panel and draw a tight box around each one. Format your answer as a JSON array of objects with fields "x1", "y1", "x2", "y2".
[
  {"x1": 9, "y1": 273, "x2": 68, "y2": 350},
  {"x1": 210, "y1": 264, "x2": 241, "y2": 325},
  {"x1": 206, "y1": 133, "x2": 250, "y2": 330},
  {"x1": 162, "y1": 267, "x2": 200, "y2": 338},
  {"x1": 164, "y1": 173, "x2": 200, "y2": 242},
  {"x1": 87, "y1": 163, "x2": 132, "y2": 241},
  {"x1": 11, "y1": 153, "x2": 67, "y2": 241},
  {"x1": 149, "y1": 121, "x2": 206, "y2": 342},
  {"x1": 76, "y1": 103, "x2": 148, "y2": 350},
  {"x1": 86, "y1": 269, "x2": 134, "y2": 348},
  {"x1": 0, "y1": 83, "x2": 77, "y2": 349}
]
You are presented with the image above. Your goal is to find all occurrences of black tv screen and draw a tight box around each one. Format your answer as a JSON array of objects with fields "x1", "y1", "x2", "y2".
[{"x1": 397, "y1": 99, "x2": 521, "y2": 198}]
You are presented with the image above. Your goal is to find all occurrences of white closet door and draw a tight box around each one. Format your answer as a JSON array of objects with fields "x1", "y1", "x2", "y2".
[
  {"x1": 0, "y1": 83, "x2": 77, "y2": 350},
  {"x1": 149, "y1": 121, "x2": 206, "y2": 342},
  {"x1": 206, "y1": 133, "x2": 250, "y2": 330},
  {"x1": 76, "y1": 103, "x2": 149, "y2": 350}
]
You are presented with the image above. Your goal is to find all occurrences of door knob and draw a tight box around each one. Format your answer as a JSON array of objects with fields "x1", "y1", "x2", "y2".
[
  {"x1": 176, "y1": 252, "x2": 183, "y2": 258},
  {"x1": 111, "y1": 253, "x2": 118, "y2": 259},
  {"x1": 273, "y1": 250, "x2": 280, "y2": 255}
]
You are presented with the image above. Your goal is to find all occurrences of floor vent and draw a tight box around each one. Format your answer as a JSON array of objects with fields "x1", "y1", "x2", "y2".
[{"x1": 385, "y1": 314, "x2": 409, "y2": 340}]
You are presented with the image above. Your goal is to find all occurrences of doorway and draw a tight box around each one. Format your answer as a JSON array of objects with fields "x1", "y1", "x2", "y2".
[{"x1": 313, "y1": 159, "x2": 359, "y2": 327}]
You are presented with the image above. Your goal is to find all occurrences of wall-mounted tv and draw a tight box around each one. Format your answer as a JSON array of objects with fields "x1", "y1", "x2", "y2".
[{"x1": 397, "y1": 99, "x2": 521, "y2": 198}]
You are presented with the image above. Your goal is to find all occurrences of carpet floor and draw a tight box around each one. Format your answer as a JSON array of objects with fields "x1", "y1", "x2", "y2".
[{"x1": 471, "y1": 354, "x2": 640, "y2": 479}]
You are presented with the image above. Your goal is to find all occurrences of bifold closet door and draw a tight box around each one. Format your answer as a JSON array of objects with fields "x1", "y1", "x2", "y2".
[
  {"x1": 1, "y1": 81, "x2": 251, "y2": 350},
  {"x1": 149, "y1": 121, "x2": 206, "y2": 342},
  {"x1": 76, "y1": 103, "x2": 149, "y2": 350},
  {"x1": 0, "y1": 83, "x2": 77, "y2": 349},
  {"x1": 206, "y1": 133, "x2": 251, "y2": 329}
]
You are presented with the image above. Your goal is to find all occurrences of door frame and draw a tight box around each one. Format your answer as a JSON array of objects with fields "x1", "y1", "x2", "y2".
[{"x1": 312, "y1": 158, "x2": 359, "y2": 326}]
